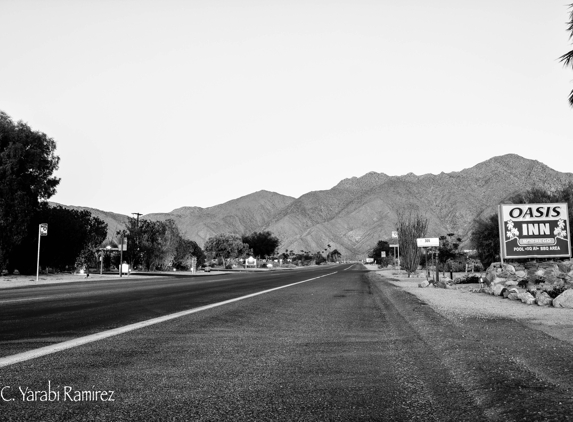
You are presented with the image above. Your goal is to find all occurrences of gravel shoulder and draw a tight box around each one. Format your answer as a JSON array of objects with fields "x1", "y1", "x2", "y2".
[{"x1": 373, "y1": 268, "x2": 573, "y2": 345}]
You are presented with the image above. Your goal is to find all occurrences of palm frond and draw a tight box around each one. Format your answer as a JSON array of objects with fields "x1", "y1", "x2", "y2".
[{"x1": 560, "y1": 49, "x2": 573, "y2": 67}]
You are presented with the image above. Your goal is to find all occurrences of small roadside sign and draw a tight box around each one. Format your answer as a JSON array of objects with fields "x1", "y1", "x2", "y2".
[
  {"x1": 39, "y1": 223, "x2": 48, "y2": 236},
  {"x1": 381, "y1": 251, "x2": 386, "y2": 257},
  {"x1": 417, "y1": 238, "x2": 439, "y2": 247}
]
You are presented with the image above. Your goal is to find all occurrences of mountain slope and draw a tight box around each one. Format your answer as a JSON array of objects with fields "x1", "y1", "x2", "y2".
[{"x1": 54, "y1": 154, "x2": 573, "y2": 258}]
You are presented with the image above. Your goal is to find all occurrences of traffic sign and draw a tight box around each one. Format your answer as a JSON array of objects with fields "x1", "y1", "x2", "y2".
[{"x1": 39, "y1": 223, "x2": 48, "y2": 236}]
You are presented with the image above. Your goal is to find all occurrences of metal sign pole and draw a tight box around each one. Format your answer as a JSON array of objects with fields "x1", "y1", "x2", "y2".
[
  {"x1": 36, "y1": 224, "x2": 41, "y2": 282},
  {"x1": 119, "y1": 232, "x2": 124, "y2": 278}
]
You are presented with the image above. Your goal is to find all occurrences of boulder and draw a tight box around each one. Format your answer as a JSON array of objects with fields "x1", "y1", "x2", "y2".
[
  {"x1": 536, "y1": 292, "x2": 553, "y2": 307},
  {"x1": 504, "y1": 264, "x2": 516, "y2": 274},
  {"x1": 517, "y1": 292, "x2": 535, "y2": 305},
  {"x1": 493, "y1": 276, "x2": 507, "y2": 284},
  {"x1": 558, "y1": 262, "x2": 571, "y2": 274},
  {"x1": 435, "y1": 279, "x2": 448, "y2": 289},
  {"x1": 418, "y1": 280, "x2": 430, "y2": 288},
  {"x1": 493, "y1": 284, "x2": 505, "y2": 296},
  {"x1": 553, "y1": 289, "x2": 573, "y2": 309}
]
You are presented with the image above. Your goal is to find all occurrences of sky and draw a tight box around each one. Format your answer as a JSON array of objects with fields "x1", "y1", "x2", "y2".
[{"x1": 2, "y1": 0, "x2": 573, "y2": 216}]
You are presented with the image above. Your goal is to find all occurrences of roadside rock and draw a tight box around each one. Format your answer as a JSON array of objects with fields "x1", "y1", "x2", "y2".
[
  {"x1": 435, "y1": 279, "x2": 449, "y2": 289},
  {"x1": 536, "y1": 292, "x2": 553, "y2": 307},
  {"x1": 553, "y1": 289, "x2": 573, "y2": 309},
  {"x1": 517, "y1": 292, "x2": 535, "y2": 305},
  {"x1": 418, "y1": 280, "x2": 430, "y2": 288},
  {"x1": 493, "y1": 284, "x2": 505, "y2": 296},
  {"x1": 486, "y1": 261, "x2": 573, "y2": 293}
]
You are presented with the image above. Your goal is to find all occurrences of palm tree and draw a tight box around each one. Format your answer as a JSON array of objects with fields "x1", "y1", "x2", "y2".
[{"x1": 560, "y1": 4, "x2": 573, "y2": 106}]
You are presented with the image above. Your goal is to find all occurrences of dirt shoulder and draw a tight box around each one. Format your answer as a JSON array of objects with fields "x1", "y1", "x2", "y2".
[{"x1": 372, "y1": 268, "x2": 573, "y2": 345}]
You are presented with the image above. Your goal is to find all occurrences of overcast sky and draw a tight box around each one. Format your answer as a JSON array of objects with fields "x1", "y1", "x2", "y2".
[{"x1": 2, "y1": 0, "x2": 572, "y2": 216}]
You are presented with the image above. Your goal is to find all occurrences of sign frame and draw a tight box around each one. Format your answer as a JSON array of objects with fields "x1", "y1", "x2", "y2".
[
  {"x1": 416, "y1": 238, "x2": 439, "y2": 247},
  {"x1": 498, "y1": 202, "x2": 571, "y2": 260}
]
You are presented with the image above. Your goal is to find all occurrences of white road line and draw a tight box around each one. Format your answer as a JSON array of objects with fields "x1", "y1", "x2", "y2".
[{"x1": 0, "y1": 271, "x2": 338, "y2": 368}]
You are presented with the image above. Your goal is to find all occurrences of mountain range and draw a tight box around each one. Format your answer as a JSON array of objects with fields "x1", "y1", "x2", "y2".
[{"x1": 51, "y1": 154, "x2": 573, "y2": 258}]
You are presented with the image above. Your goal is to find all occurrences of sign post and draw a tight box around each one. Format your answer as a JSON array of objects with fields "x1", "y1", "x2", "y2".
[
  {"x1": 417, "y1": 238, "x2": 439, "y2": 280},
  {"x1": 119, "y1": 232, "x2": 127, "y2": 277},
  {"x1": 36, "y1": 223, "x2": 48, "y2": 282},
  {"x1": 391, "y1": 231, "x2": 400, "y2": 269}
]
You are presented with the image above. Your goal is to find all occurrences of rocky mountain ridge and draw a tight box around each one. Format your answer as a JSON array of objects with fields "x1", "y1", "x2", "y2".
[{"x1": 53, "y1": 154, "x2": 573, "y2": 258}]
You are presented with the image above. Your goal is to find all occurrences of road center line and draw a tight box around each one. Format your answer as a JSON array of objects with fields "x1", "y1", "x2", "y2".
[{"x1": 0, "y1": 271, "x2": 338, "y2": 368}]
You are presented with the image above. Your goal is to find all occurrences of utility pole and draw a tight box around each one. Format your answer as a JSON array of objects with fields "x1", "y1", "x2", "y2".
[
  {"x1": 132, "y1": 212, "x2": 142, "y2": 226},
  {"x1": 131, "y1": 213, "x2": 142, "y2": 270}
]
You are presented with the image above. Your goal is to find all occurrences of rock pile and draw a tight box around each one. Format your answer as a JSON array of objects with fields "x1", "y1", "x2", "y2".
[{"x1": 480, "y1": 261, "x2": 573, "y2": 308}]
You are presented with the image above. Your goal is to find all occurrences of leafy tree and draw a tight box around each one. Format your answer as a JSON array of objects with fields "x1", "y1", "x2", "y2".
[
  {"x1": 437, "y1": 233, "x2": 463, "y2": 272},
  {"x1": 0, "y1": 111, "x2": 60, "y2": 271},
  {"x1": 123, "y1": 217, "x2": 205, "y2": 271},
  {"x1": 8, "y1": 205, "x2": 107, "y2": 273},
  {"x1": 328, "y1": 248, "x2": 342, "y2": 262},
  {"x1": 241, "y1": 231, "x2": 280, "y2": 258},
  {"x1": 396, "y1": 208, "x2": 429, "y2": 277},
  {"x1": 174, "y1": 238, "x2": 205, "y2": 270},
  {"x1": 204, "y1": 233, "x2": 249, "y2": 267},
  {"x1": 560, "y1": 4, "x2": 573, "y2": 106},
  {"x1": 470, "y1": 214, "x2": 500, "y2": 269},
  {"x1": 369, "y1": 240, "x2": 391, "y2": 264},
  {"x1": 314, "y1": 252, "x2": 326, "y2": 264}
]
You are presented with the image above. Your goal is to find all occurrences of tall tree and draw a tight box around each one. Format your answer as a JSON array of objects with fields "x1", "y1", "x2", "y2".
[
  {"x1": 396, "y1": 208, "x2": 429, "y2": 277},
  {"x1": 0, "y1": 111, "x2": 60, "y2": 271},
  {"x1": 470, "y1": 214, "x2": 500, "y2": 269},
  {"x1": 241, "y1": 231, "x2": 280, "y2": 258},
  {"x1": 561, "y1": 4, "x2": 573, "y2": 106},
  {"x1": 204, "y1": 233, "x2": 249, "y2": 266}
]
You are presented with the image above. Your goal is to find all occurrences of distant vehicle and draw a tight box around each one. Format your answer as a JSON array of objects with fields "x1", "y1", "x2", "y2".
[{"x1": 202, "y1": 265, "x2": 212, "y2": 272}]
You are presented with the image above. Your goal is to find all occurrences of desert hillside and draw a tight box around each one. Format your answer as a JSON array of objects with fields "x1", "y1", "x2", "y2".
[{"x1": 54, "y1": 154, "x2": 573, "y2": 258}]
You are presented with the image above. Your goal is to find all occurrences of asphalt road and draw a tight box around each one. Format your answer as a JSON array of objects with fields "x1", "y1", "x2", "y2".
[
  {"x1": 0, "y1": 265, "x2": 338, "y2": 358},
  {"x1": 1, "y1": 265, "x2": 573, "y2": 421}
]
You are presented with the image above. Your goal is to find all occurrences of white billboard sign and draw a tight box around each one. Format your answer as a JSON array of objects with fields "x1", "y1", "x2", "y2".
[
  {"x1": 416, "y1": 238, "x2": 439, "y2": 247},
  {"x1": 498, "y1": 203, "x2": 571, "y2": 259}
]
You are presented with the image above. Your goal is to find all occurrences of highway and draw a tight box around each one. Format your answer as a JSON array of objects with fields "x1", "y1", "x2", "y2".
[
  {"x1": 1, "y1": 264, "x2": 573, "y2": 420},
  {"x1": 0, "y1": 265, "x2": 340, "y2": 358}
]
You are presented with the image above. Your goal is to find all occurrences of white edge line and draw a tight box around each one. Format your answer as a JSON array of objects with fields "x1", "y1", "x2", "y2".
[{"x1": 0, "y1": 271, "x2": 338, "y2": 369}]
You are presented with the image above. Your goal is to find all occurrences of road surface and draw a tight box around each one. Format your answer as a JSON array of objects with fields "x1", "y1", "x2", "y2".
[{"x1": 1, "y1": 264, "x2": 573, "y2": 420}]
